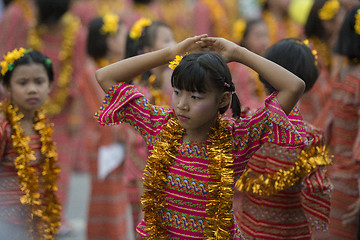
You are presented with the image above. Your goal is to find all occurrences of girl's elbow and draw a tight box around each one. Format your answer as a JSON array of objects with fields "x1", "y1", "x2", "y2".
[
  {"x1": 293, "y1": 77, "x2": 306, "y2": 95},
  {"x1": 95, "y1": 70, "x2": 103, "y2": 84}
]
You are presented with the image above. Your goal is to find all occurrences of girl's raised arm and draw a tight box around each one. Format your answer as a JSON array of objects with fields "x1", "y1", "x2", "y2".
[
  {"x1": 201, "y1": 37, "x2": 305, "y2": 115},
  {"x1": 96, "y1": 34, "x2": 208, "y2": 92}
]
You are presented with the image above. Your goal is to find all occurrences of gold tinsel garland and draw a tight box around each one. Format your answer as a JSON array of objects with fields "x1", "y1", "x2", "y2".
[
  {"x1": 141, "y1": 116, "x2": 234, "y2": 239},
  {"x1": 4, "y1": 101, "x2": 61, "y2": 239},
  {"x1": 27, "y1": 13, "x2": 81, "y2": 117},
  {"x1": 202, "y1": 0, "x2": 231, "y2": 39},
  {"x1": 263, "y1": 11, "x2": 298, "y2": 44},
  {"x1": 205, "y1": 115, "x2": 234, "y2": 239},
  {"x1": 14, "y1": 0, "x2": 35, "y2": 23},
  {"x1": 235, "y1": 145, "x2": 332, "y2": 196}
]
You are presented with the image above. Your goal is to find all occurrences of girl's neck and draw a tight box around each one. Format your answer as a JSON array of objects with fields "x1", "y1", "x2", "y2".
[{"x1": 182, "y1": 132, "x2": 209, "y2": 143}]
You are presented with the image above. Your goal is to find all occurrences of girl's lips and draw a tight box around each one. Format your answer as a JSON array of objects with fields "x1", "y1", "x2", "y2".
[
  {"x1": 26, "y1": 98, "x2": 39, "y2": 104},
  {"x1": 178, "y1": 115, "x2": 190, "y2": 121}
]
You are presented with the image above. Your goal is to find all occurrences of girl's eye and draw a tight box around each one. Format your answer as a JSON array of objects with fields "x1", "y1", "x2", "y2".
[
  {"x1": 191, "y1": 95, "x2": 201, "y2": 100},
  {"x1": 35, "y1": 78, "x2": 45, "y2": 84},
  {"x1": 17, "y1": 80, "x2": 26, "y2": 86},
  {"x1": 173, "y1": 89, "x2": 180, "y2": 95}
]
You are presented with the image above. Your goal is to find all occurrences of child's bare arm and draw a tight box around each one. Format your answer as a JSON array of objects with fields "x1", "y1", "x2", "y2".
[
  {"x1": 95, "y1": 34, "x2": 208, "y2": 92},
  {"x1": 201, "y1": 37, "x2": 305, "y2": 115}
]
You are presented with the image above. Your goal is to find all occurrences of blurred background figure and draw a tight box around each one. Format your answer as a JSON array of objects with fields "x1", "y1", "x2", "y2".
[
  {"x1": 299, "y1": 0, "x2": 346, "y2": 123},
  {"x1": 81, "y1": 13, "x2": 131, "y2": 240},
  {"x1": 315, "y1": 5, "x2": 360, "y2": 239},
  {"x1": 229, "y1": 17, "x2": 270, "y2": 111}
]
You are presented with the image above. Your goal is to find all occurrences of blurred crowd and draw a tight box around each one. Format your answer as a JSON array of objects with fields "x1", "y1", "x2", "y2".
[{"x1": 0, "y1": 0, "x2": 360, "y2": 239}]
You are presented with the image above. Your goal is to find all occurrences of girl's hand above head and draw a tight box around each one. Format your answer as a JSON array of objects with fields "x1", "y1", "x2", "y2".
[
  {"x1": 170, "y1": 34, "x2": 209, "y2": 58},
  {"x1": 200, "y1": 37, "x2": 240, "y2": 63}
]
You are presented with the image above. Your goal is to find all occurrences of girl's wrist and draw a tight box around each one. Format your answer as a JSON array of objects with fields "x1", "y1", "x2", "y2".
[{"x1": 233, "y1": 46, "x2": 247, "y2": 63}]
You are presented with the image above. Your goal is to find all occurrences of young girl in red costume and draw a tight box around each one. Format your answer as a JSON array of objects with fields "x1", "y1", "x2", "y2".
[
  {"x1": 94, "y1": 35, "x2": 308, "y2": 239},
  {"x1": 0, "y1": 48, "x2": 60, "y2": 240}
]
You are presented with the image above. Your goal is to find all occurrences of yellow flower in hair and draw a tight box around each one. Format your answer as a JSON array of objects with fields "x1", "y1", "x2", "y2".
[
  {"x1": 355, "y1": 9, "x2": 360, "y2": 35},
  {"x1": 129, "y1": 17, "x2": 152, "y2": 40},
  {"x1": 318, "y1": 0, "x2": 340, "y2": 20},
  {"x1": 1, "y1": 48, "x2": 26, "y2": 76},
  {"x1": 233, "y1": 19, "x2": 246, "y2": 43},
  {"x1": 302, "y1": 39, "x2": 318, "y2": 66},
  {"x1": 168, "y1": 55, "x2": 183, "y2": 70},
  {"x1": 101, "y1": 13, "x2": 120, "y2": 35}
]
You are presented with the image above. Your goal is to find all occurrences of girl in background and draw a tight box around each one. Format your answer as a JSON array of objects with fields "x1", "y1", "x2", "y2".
[
  {"x1": 81, "y1": 13, "x2": 131, "y2": 240},
  {"x1": 300, "y1": 0, "x2": 346, "y2": 123},
  {"x1": 0, "y1": 49, "x2": 60, "y2": 240},
  {"x1": 236, "y1": 38, "x2": 332, "y2": 239},
  {"x1": 319, "y1": 5, "x2": 360, "y2": 239},
  {"x1": 261, "y1": 0, "x2": 303, "y2": 44},
  {"x1": 230, "y1": 18, "x2": 270, "y2": 110},
  {"x1": 27, "y1": 1, "x2": 87, "y2": 234},
  {"x1": 94, "y1": 34, "x2": 308, "y2": 239}
]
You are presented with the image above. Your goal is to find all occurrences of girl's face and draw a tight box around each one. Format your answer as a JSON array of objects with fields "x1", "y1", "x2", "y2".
[
  {"x1": 322, "y1": 6, "x2": 346, "y2": 37},
  {"x1": 242, "y1": 22, "x2": 270, "y2": 56},
  {"x1": 150, "y1": 26, "x2": 176, "y2": 51},
  {"x1": 172, "y1": 84, "x2": 230, "y2": 140},
  {"x1": 6, "y1": 63, "x2": 51, "y2": 114},
  {"x1": 107, "y1": 23, "x2": 128, "y2": 60}
]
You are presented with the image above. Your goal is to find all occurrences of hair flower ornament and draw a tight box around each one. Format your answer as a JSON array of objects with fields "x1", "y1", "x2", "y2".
[
  {"x1": 303, "y1": 39, "x2": 319, "y2": 66},
  {"x1": 1, "y1": 48, "x2": 26, "y2": 76},
  {"x1": 129, "y1": 17, "x2": 152, "y2": 40},
  {"x1": 355, "y1": 9, "x2": 360, "y2": 35},
  {"x1": 318, "y1": 0, "x2": 340, "y2": 20},
  {"x1": 101, "y1": 13, "x2": 120, "y2": 35},
  {"x1": 168, "y1": 55, "x2": 184, "y2": 70}
]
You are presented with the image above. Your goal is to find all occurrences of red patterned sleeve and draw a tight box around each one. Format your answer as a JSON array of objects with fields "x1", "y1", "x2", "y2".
[{"x1": 301, "y1": 166, "x2": 332, "y2": 231}]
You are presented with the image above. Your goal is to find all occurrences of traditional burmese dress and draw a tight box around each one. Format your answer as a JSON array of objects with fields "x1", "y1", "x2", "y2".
[
  {"x1": 95, "y1": 82, "x2": 307, "y2": 239},
  {"x1": 0, "y1": 113, "x2": 42, "y2": 240},
  {"x1": 236, "y1": 110, "x2": 332, "y2": 240},
  {"x1": 320, "y1": 67, "x2": 360, "y2": 239},
  {"x1": 79, "y1": 59, "x2": 130, "y2": 240}
]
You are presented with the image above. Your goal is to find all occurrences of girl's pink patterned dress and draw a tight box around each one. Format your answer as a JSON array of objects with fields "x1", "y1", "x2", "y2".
[{"x1": 95, "y1": 82, "x2": 308, "y2": 239}]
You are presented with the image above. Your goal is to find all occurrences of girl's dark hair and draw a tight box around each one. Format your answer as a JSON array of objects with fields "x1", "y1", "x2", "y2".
[
  {"x1": 171, "y1": 52, "x2": 241, "y2": 118},
  {"x1": 87, "y1": 17, "x2": 123, "y2": 59},
  {"x1": 36, "y1": 0, "x2": 71, "y2": 25},
  {"x1": 1, "y1": 50, "x2": 54, "y2": 86},
  {"x1": 259, "y1": 38, "x2": 319, "y2": 94},
  {"x1": 333, "y1": 6, "x2": 360, "y2": 62}
]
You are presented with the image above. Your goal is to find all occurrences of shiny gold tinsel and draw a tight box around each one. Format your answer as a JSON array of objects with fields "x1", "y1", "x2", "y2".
[
  {"x1": 205, "y1": 115, "x2": 234, "y2": 239},
  {"x1": 235, "y1": 146, "x2": 332, "y2": 196},
  {"x1": 4, "y1": 101, "x2": 61, "y2": 239},
  {"x1": 27, "y1": 13, "x2": 81, "y2": 117},
  {"x1": 141, "y1": 116, "x2": 234, "y2": 239},
  {"x1": 141, "y1": 118, "x2": 184, "y2": 239}
]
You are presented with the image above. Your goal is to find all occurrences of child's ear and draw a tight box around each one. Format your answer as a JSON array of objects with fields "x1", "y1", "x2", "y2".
[{"x1": 218, "y1": 91, "x2": 232, "y2": 109}]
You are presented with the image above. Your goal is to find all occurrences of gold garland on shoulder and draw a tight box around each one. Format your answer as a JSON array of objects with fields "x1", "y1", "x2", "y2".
[
  {"x1": 263, "y1": 10, "x2": 298, "y2": 44},
  {"x1": 27, "y1": 13, "x2": 81, "y2": 117},
  {"x1": 235, "y1": 145, "x2": 332, "y2": 196},
  {"x1": 3, "y1": 101, "x2": 61, "y2": 239},
  {"x1": 141, "y1": 116, "x2": 234, "y2": 239},
  {"x1": 14, "y1": 0, "x2": 35, "y2": 23},
  {"x1": 201, "y1": 0, "x2": 231, "y2": 39}
]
